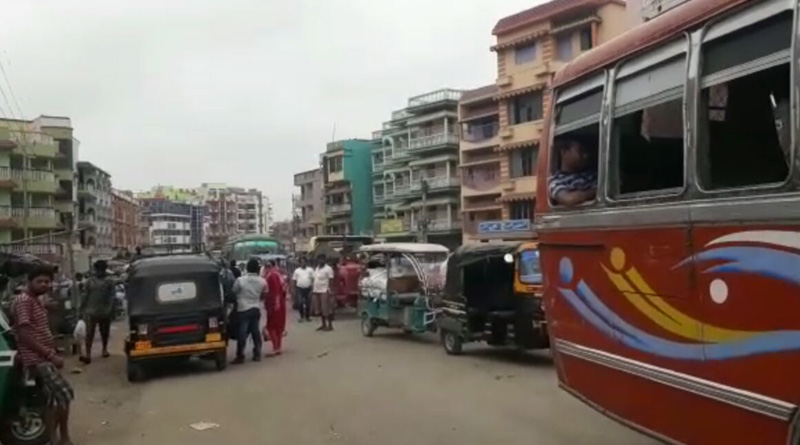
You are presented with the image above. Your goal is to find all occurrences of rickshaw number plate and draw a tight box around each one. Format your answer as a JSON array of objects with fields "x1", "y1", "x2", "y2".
[
  {"x1": 205, "y1": 333, "x2": 222, "y2": 342},
  {"x1": 134, "y1": 341, "x2": 151, "y2": 350}
]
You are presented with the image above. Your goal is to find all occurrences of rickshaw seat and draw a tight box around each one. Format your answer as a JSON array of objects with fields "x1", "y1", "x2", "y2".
[{"x1": 391, "y1": 293, "x2": 420, "y2": 305}]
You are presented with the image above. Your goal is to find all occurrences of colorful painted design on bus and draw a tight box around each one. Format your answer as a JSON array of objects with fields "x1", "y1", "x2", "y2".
[{"x1": 557, "y1": 231, "x2": 800, "y2": 361}]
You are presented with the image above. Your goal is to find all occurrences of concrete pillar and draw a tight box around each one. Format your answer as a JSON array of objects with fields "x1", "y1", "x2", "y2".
[
  {"x1": 446, "y1": 162, "x2": 450, "y2": 179},
  {"x1": 447, "y1": 204, "x2": 452, "y2": 226},
  {"x1": 444, "y1": 117, "x2": 449, "y2": 135}
]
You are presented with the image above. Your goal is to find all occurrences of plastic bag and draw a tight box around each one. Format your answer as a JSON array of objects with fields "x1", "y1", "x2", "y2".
[{"x1": 73, "y1": 319, "x2": 86, "y2": 342}]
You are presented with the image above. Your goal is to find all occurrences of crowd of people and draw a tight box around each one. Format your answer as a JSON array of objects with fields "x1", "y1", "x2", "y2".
[{"x1": 220, "y1": 254, "x2": 338, "y2": 365}]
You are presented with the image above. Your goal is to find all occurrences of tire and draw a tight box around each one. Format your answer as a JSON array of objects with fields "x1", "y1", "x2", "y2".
[
  {"x1": 0, "y1": 404, "x2": 49, "y2": 445},
  {"x1": 360, "y1": 313, "x2": 376, "y2": 337},
  {"x1": 215, "y1": 351, "x2": 227, "y2": 371},
  {"x1": 127, "y1": 360, "x2": 146, "y2": 383},
  {"x1": 442, "y1": 331, "x2": 463, "y2": 356}
]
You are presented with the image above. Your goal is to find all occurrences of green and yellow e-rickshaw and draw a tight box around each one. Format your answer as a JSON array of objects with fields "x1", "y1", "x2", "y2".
[
  {"x1": 437, "y1": 241, "x2": 547, "y2": 355},
  {"x1": 357, "y1": 243, "x2": 449, "y2": 337}
]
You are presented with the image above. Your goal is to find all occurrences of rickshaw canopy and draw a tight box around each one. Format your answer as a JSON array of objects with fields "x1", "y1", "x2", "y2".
[
  {"x1": 444, "y1": 242, "x2": 524, "y2": 299},
  {"x1": 359, "y1": 243, "x2": 449, "y2": 254},
  {"x1": 126, "y1": 255, "x2": 223, "y2": 317}
]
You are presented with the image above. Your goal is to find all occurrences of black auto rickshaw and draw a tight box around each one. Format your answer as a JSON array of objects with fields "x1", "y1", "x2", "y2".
[
  {"x1": 437, "y1": 242, "x2": 548, "y2": 355},
  {"x1": 124, "y1": 254, "x2": 227, "y2": 382}
]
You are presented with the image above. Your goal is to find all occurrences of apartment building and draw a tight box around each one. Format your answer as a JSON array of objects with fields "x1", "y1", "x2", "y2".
[
  {"x1": 469, "y1": 0, "x2": 626, "y2": 241},
  {"x1": 111, "y1": 189, "x2": 141, "y2": 254},
  {"x1": 293, "y1": 168, "x2": 324, "y2": 251},
  {"x1": 321, "y1": 139, "x2": 373, "y2": 236},
  {"x1": 77, "y1": 161, "x2": 114, "y2": 258},
  {"x1": 0, "y1": 117, "x2": 75, "y2": 251},
  {"x1": 373, "y1": 88, "x2": 463, "y2": 249},
  {"x1": 198, "y1": 183, "x2": 264, "y2": 247},
  {"x1": 139, "y1": 198, "x2": 206, "y2": 253},
  {"x1": 261, "y1": 196, "x2": 274, "y2": 235}
]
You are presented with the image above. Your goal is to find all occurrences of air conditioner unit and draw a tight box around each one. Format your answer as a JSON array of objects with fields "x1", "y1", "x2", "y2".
[{"x1": 642, "y1": 0, "x2": 690, "y2": 21}]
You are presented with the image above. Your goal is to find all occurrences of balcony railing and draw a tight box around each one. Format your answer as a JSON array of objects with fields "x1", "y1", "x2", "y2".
[
  {"x1": 463, "y1": 122, "x2": 500, "y2": 142},
  {"x1": 0, "y1": 243, "x2": 62, "y2": 255},
  {"x1": 374, "y1": 193, "x2": 385, "y2": 204},
  {"x1": 394, "y1": 184, "x2": 411, "y2": 197},
  {"x1": 11, "y1": 207, "x2": 57, "y2": 219},
  {"x1": 11, "y1": 169, "x2": 56, "y2": 182},
  {"x1": 411, "y1": 175, "x2": 460, "y2": 191},
  {"x1": 407, "y1": 89, "x2": 463, "y2": 108},
  {"x1": 391, "y1": 109, "x2": 411, "y2": 121},
  {"x1": 427, "y1": 219, "x2": 462, "y2": 231},
  {"x1": 372, "y1": 130, "x2": 384, "y2": 140},
  {"x1": 409, "y1": 133, "x2": 459, "y2": 150},
  {"x1": 463, "y1": 168, "x2": 500, "y2": 190},
  {"x1": 328, "y1": 203, "x2": 352, "y2": 213}
]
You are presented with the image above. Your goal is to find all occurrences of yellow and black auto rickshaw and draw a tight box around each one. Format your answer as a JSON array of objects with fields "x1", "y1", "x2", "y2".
[
  {"x1": 124, "y1": 254, "x2": 228, "y2": 382},
  {"x1": 437, "y1": 242, "x2": 547, "y2": 355}
]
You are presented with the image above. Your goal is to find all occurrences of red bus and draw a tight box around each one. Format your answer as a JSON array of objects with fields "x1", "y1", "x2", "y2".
[{"x1": 538, "y1": 1, "x2": 800, "y2": 443}]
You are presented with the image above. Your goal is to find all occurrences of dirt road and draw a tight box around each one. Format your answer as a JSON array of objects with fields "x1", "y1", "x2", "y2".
[{"x1": 66, "y1": 314, "x2": 656, "y2": 444}]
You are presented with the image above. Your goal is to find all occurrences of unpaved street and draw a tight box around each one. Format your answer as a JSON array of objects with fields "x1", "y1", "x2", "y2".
[{"x1": 67, "y1": 313, "x2": 656, "y2": 445}]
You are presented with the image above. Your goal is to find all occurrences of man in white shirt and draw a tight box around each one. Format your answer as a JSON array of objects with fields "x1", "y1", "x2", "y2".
[
  {"x1": 292, "y1": 257, "x2": 315, "y2": 323},
  {"x1": 231, "y1": 258, "x2": 268, "y2": 364},
  {"x1": 312, "y1": 255, "x2": 336, "y2": 332}
]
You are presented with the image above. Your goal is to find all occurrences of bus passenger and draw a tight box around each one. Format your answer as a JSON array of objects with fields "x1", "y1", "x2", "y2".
[{"x1": 549, "y1": 138, "x2": 597, "y2": 207}]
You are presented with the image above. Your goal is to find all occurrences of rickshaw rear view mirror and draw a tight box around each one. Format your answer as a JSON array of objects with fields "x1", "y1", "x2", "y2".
[{"x1": 503, "y1": 253, "x2": 514, "y2": 264}]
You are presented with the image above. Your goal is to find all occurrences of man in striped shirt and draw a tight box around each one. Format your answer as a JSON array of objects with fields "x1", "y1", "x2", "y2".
[
  {"x1": 549, "y1": 138, "x2": 597, "y2": 207},
  {"x1": 13, "y1": 266, "x2": 74, "y2": 445}
]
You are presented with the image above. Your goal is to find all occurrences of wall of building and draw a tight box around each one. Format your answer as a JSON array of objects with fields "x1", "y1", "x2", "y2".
[{"x1": 342, "y1": 140, "x2": 374, "y2": 235}]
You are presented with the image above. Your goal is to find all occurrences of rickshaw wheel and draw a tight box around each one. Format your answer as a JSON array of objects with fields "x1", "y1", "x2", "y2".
[
  {"x1": 127, "y1": 361, "x2": 146, "y2": 383},
  {"x1": 442, "y1": 331, "x2": 463, "y2": 356},
  {"x1": 215, "y1": 351, "x2": 227, "y2": 371},
  {"x1": 360, "y1": 313, "x2": 376, "y2": 337},
  {"x1": 0, "y1": 405, "x2": 48, "y2": 445}
]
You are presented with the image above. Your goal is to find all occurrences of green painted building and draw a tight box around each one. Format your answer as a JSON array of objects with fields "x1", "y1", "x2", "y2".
[
  {"x1": 0, "y1": 116, "x2": 76, "y2": 250},
  {"x1": 321, "y1": 139, "x2": 373, "y2": 235}
]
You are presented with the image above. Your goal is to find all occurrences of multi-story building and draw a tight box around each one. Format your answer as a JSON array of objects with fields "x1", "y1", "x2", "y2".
[
  {"x1": 261, "y1": 196, "x2": 274, "y2": 235},
  {"x1": 111, "y1": 189, "x2": 141, "y2": 254},
  {"x1": 77, "y1": 161, "x2": 114, "y2": 259},
  {"x1": 459, "y1": 85, "x2": 505, "y2": 243},
  {"x1": 293, "y1": 168, "x2": 324, "y2": 251},
  {"x1": 139, "y1": 198, "x2": 206, "y2": 253},
  {"x1": 198, "y1": 183, "x2": 264, "y2": 247},
  {"x1": 321, "y1": 139, "x2": 373, "y2": 236},
  {"x1": 0, "y1": 117, "x2": 75, "y2": 251},
  {"x1": 469, "y1": 0, "x2": 626, "y2": 241},
  {"x1": 373, "y1": 88, "x2": 463, "y2": 249}
]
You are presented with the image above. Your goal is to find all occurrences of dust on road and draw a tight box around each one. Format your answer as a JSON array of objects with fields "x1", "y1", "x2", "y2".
[{"x1": 67, "y1": 314, "x2": 656, "y2": 445}]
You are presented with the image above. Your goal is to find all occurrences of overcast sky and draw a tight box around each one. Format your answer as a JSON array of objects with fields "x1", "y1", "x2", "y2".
[{"x1": 0, "y1": 0, "x2": 542, "y2": 219}]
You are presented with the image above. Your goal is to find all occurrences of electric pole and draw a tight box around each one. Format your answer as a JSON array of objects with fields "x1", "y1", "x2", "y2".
[{"x1": 418, "y1": 179, "x2": 429, "y2": 243}]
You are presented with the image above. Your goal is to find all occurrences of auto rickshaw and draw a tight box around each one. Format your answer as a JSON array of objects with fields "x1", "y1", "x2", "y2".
[
  {"x1": 358, "y1": 243, "x2": 448, "y2": 337},
  {"x1": 0, "y1": 303, "x2": 49, "y2": 445},
  {"x1": 124, "y1": 254, "x2": 228, "y2": 382},
  {"x1": 437, "y1": 242, "x2": 547, "y2": 355}
]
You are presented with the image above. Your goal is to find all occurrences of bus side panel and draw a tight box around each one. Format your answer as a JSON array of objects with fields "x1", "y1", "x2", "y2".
[{"x1": 691, "y1": 223, "x2": 800, "y2": 403}]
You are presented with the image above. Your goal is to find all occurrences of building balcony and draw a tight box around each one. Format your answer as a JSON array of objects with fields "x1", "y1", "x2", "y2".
[
  {"x1": 11, "y1": 206, "x2": 59, "y2": 229},
  {"x1": 373, "y1": 193, "x2": 385, "y2": 205},
  {"x1": 0, "y1": 243, "x2": 62, "y2": 256},
  {"x1": 499, "y1": 120, "x2": 544, "y2": 148},
  {"x1": 462, "y1": 168, "x2": 502, "y2": 197},
  {"x1": 462, "y1": 122, "x2": 500, "y2": 151},
  {"x1": 463, "y1": 219, "x2": 536, "y2": 240},
  {"x1": 0, "y1": 128, "x2": 17, "y2": 151},
  {"x1": 407, "y1": 88, "x2": 463, "y2": 110},
  {"x1": 391, "y1": 109, "x2": 411, "y2": 122},
  {"x1": 328, "y1": 203, "x2": 352, "y2": 214},
  {"x1": 11, "y1": 136, "x2": 58, "y2": 159},
  {"x1": 410, "y1": 175, "x2": 460, "y2": 192},
  {"x1": 409, "y1": 133, "x2": 459, "y2": 151},
  {"x1": 393, "y1": 183, "x2": 412, "y2": 198},
  {"x1": 427, "y1": 219, "x2": 462, "y2": 233},
  {"x1": 9, "y1": 169, "x2": 58, "y2": 194},
  {"x1": 495, "y1": 63, "x2": 551, "y2": 93},
  {"x1": 372, "y1": 161, "x2": 384, "y2": 174},
  {"x1": 77, "y1": 185, "x2": 98, "y2": 200}
]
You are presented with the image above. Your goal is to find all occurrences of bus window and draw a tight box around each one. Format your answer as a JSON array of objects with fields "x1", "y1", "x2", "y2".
[
  {"x1": 611, "y1": 47, "x2": 686, "y2": 197},
  {"x1": 551, "y1": 74, "x2": 604, "y2": 207},
  {"x1": 698, "y1": 12, "x2": 793, "y2": 190}
]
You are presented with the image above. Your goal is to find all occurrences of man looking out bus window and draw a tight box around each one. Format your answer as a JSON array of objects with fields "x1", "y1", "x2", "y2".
[{"x1": 549, "y1": 138, "x2": 597, "y2": 206}]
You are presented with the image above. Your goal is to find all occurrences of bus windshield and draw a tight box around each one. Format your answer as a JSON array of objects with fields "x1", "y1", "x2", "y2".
[
  {"x1": 231, "y1": 240, "x2": 279, "y2": 261},
  {"x1": 519, "y1": 249, "x2": 542, "y2": 284}
]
